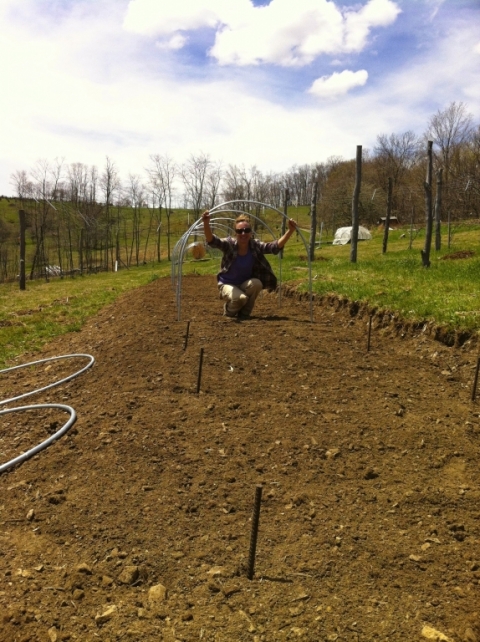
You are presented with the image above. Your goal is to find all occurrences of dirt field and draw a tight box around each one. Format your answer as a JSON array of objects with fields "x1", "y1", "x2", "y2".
[{"x1": 1, "y1": 274, "x2": 479, "y2": 642}]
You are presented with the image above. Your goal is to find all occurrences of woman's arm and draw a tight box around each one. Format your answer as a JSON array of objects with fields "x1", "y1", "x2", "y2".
[
  {"x1": 202, "y1": 210, "x2": 214, "y2": 243},
  {"x1": 277, "y1": 218, "x2": 297, "y2": 249}
]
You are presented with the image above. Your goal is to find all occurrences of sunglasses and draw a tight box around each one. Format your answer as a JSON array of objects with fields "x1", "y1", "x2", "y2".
[{"x1": 236, "y1": 228, "x2": 252, "y2": 234}]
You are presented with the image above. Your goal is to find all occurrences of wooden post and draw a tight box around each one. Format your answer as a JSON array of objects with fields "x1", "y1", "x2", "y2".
[
  {"x1": 308, "y1": 177, "x2": 318, "y2": 262},
  {"x1": 350, "y1": 145, "x2": 362, "y2": 263},
  {"x1": 79, "y1": 228, "x2": 84, "y2": 275},
  {"x1": 196, "y1": 347, "x2": 204, "y2": 394},
  {"x1": 382, "y1": 177, "x2": 393, "y2": 254},
  {"x1": 434, "y1": 168, "x2": 443, "y2": 251},
  {"x1": 421, "y1": 140, "x2": 433, "y2": 267},
  {"x1": 19, "y1": 209, "x2": 26, "y2": 291},
  {"x1": 280, "y1": 188, "x2": 289, "y2": 258},
  {"x1": 247, "y1": 485, "x2": 263, "y2": 580}
]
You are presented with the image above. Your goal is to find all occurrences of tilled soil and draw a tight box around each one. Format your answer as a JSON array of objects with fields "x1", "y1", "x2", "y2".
[{"x1": 1, "y1": 274, "x2": 479, "y2": 642}]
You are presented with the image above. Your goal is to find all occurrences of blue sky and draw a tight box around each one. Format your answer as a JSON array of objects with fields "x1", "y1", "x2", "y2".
[{"x1": 0, "y1": 0, "x2": 479, "y2": 196}]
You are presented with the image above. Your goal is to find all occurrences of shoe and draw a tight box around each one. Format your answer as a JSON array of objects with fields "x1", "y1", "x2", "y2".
[{"x1": 223, "y1": 303, "x2": 237, "y2": 318}]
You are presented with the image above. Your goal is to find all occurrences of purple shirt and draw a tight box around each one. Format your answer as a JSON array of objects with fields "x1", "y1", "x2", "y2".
[{"x1": 218, "y1": 249, "x2": 254, "y2": 285}]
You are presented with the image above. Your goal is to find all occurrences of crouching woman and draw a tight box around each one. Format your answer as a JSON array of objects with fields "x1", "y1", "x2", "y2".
[{"x1": 202, "y1": 210, "x2": 296, "y2": 320}]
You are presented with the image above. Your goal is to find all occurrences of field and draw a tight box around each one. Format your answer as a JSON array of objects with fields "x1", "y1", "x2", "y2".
[{"x1": 1, "y1": 275, "x2": 479, "y2": 641}]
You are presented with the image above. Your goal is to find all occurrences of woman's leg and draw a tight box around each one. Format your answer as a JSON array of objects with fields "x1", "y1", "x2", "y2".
[
  {"x1": 238, "y1": 278, "x2": 263, "y2": 316},
  {"x1": 218, "y1": 284, "x2": 248, "y2": 316}
]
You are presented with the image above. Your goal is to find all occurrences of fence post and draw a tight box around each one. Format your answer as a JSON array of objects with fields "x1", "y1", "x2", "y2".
[{"x1": 19, "y1": 209, "x2": 26, "y2": 291}]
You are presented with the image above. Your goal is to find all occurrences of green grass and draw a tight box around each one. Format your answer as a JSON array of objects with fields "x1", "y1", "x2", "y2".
[
  {"x1": 0, "y1": 265, "x2": 163, "y2": 367},
  {"x1": 1, "y1": 221, "x2": 479, "y2": 369},
  {"x1": 279, "y1": 223, "x2": 480, "y2": 331}
]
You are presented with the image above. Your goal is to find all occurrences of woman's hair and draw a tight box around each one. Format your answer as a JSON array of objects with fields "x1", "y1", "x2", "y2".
[{"x1": 235, "y1": 214, "x2": 251, "y2": 226}]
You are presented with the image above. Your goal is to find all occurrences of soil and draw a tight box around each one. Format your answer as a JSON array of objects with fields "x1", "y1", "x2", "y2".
[{"x1": 1, "y1": 274, "x2": 480, "y2": 642}]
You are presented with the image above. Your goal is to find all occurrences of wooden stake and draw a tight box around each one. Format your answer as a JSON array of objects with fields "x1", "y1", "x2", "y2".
[
  {"x1": 183, "y1": 321, "x2": 190, "y2": 351},
  {"x1": 472, "y1": 357, "x2": 480, "y2": 402},
  {"x1": 247, "y1": 485, "x2": 263, "y2": 580},
  {"x1": 367, "y1": 315, "x2": 373, "y2": 352},
  {"x1": 196, "y1": 347, "x2": 204, "y2": 394}
]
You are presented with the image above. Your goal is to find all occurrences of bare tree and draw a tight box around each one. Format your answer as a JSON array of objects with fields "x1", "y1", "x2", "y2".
[
  {"x1": 374, "y1": 131, "x2": 421, "y2": 185},
  {"x1": 100, "y1": 157, "x2": 120, "y2": 270},
  {"x1": 428, "y1": 101, "x2": 474, "y2": 172},
  {"x1": 148, "y1": 154, "x2": 177, "y2": 260},
  {"x1": 10, "y1": 170, "x2": 32, "y2": 199},
  {"x1": 203, "y1": 161, "x2": 223, "y2": 210},
  {"x1": 181, "y1": 153, "x2": 212, "y2": 218},
  {"x1": 125, "y1": 173, "x2": 146, "y2": 266}
]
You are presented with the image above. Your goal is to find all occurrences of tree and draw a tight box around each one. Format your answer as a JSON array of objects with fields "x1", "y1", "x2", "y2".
[
  {"x1": 426, "y1": 101, "x2": 474, "y2": 222},
  {"x1": 10, "y1": 170, "x2": 32, "y2": 199},
  {"x1": 148, "y1": 154, "x2": 177, "y2": 260},
  {"x1": 428, "y1": 101, "x2": 474, "y2": 173},
  {"x1": 374, "y1": 131, "x2": 421, "y2": 186},
  {"x1": 100, "y1": 157, "x2": 120, "y2": 270},
  {"x1": 181, "y1": 153, "x2": 211, "y2": 218}
]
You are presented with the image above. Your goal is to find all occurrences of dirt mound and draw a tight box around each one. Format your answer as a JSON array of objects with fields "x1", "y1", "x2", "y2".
[
  {"x1": 439, "y1": 250, "x2": 475, "y2": 260},
  {"x1": 1, "y1": 275, "x2": 479, "y2": 641}
]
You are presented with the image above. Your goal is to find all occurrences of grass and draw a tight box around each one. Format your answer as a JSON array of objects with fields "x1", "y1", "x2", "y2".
[
  {"x1": 280, "y1": 223, "x2": 480, "y2": 330},
  {"x1": 0, "y1": 265, "x2": 162, "y2": 367},
  {"x1": 1, "y1": 221, "x2": 479, "y2": 369}
]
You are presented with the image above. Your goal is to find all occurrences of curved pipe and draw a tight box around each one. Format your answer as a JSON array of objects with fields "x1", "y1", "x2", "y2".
[
  {"x1": 173, "y1": 200, "x2": 313, "y2": 321},
  {"x1": 0, "y1": 354, "x2": 95, "y2": 406},
  {"x1": 0, "y1": 404, "x2": 77, "y2": 474}
]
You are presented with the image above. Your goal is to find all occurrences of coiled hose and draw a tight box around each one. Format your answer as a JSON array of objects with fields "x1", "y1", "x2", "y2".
[{"x1": 0, "y1": 354, "x2": 95, "y2": 473}]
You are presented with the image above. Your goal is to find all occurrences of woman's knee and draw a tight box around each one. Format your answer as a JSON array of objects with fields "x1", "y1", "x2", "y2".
[{"x1": 248, "y1": 278, "x2": 263, "y2": 293}]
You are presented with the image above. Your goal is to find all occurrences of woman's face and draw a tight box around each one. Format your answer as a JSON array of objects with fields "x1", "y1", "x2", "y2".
[{"x1": 235, "y1": 221, "x2": 252, "y2": 247}]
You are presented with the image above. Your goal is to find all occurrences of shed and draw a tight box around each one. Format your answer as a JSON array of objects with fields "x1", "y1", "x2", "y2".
[{"x1": 332, "y1": 226, "x2": 372, "y2": 246}]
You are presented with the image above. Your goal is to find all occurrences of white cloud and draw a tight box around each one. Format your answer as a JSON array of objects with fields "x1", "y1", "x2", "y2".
[
  {"x1": 343, "y1": 0, "x2": 402, "y2": 51},
  {"x1": 308, "y1": 70, "x2": 369, "y2": 98},
  {"x1": 155, "y1": 34, "x2": 187, "y2": 50},
  {"x1": 123, "y1": 0, "x2": 250, "y2": 36},
  {"x1": 123, "y1": 0, "x2": 401, "y2": 67},
  {"x1": 0, "y1": 0, "x2": 479, "y2": 198}
]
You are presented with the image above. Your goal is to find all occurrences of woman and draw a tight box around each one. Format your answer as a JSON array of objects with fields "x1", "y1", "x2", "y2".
[{"x1": 202, "y1": 210, "x2": 297, "y2": 319}]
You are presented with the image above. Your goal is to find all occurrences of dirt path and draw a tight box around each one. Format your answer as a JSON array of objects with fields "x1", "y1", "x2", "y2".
[{"x1": 1, "y1": 275, "x2": 479, "y2": 642}]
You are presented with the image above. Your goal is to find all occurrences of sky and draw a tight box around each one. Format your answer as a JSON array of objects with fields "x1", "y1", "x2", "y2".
[{"x1": 1, "y1": 0, "x2": 479, "y2": 197}]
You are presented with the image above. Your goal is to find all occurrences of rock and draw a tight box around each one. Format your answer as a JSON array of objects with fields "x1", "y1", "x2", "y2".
[
  {"x1": 26, "y1": 509, "x2": 35, "y2": 521},
  {"x1": 222, "y1": 583, "x2": 241, "y2": 597},
  {"x1": 118, "y1": 565, "x2": 139, "y2": 585},
  {"x1": 463, "y1": 628, "x2": 478, "y2": 642},
  {"x1": 72, "y1": 589, "x2": 85, "y2": 600},
  {"x1": 75, "y1": 563, "x2": 92, "y2": 575},
  {"x1": 101, "y1": 575, "x2": 114, "y2": 587},
  {"x1": 48, "y1": 627, "x2": 58, "y2": 642},
  {"x1": 421, "y1": 625, "x2": 452, "y2": 641},
  {"x1": 148, "y1": 583, "x2": 168, "y2": 604},
  {"x1": 95, "y1": 604, "x2": 118, "y2": 626},
  {"x1": 326, "y1": 448, "x2": 340, "y2": 459},
  {"x1": 207, "y1": 566, "x2": 226, "y2": 577},
  {"x1": 208, "y1": 580, "x2": 221, "y2": 593}
]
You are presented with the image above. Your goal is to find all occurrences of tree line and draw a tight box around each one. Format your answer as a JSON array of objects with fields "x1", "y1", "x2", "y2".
[{"x1": 1, "y1": 101, "x2": 479, "y2": 282}]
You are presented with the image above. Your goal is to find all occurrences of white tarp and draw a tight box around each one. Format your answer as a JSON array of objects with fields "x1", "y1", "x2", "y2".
[{"x1": 332, "y1": 226, "x2": 372, "y2": 245}]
